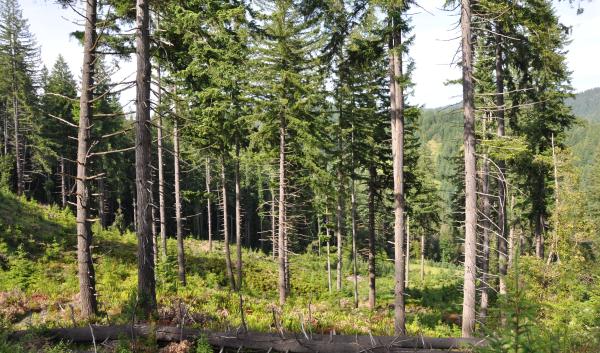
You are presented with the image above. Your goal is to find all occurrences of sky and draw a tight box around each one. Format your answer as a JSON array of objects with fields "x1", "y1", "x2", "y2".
[{"x1": 21, "y1": 0, "x2": 600, "y2": 109}]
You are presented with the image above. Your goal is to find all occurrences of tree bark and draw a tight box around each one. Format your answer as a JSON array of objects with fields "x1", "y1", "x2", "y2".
[
  {"x1": 11, "y1": 52, "x2": 23, "y2": 196},
  {"x1": 75, "y1": 0, "x2": 98, "y2": 319},
  {"x1": 134, "y1": 0, "x2": 157, "y2": 317},
  {"x1": 235, "y1": 141, "x2": 243, "y2": 291},
  {"x1": 460, "y1": 0, "x2": 477, "y2": 338},
  {"x1": 495, "y1": 25, "x2": 508, "y2": 297},
  {"x1": 157, "y1": 64, "x2": 167, "y2": 260},
  {"x1": 221, "y1": 153, "x2": 236, "y2": 290},
  {"x1": 389, "y1": 19, "x2": 406, "y2": 335},
  {"x1": 278, "y1": 112, "x2": 287, "y2": 305},
  {"x1": 173, "y1": 117, "x2": 186, "y2": 286},
  {"x1": 368, "y1": 165, "x2": 377, "y2": 310},
  {"x1": 206, "y1": 157, "x2": 213, "y2": 252},
  {"x1": 535, "y1": 213, "x2": 544, "y2": 259}
]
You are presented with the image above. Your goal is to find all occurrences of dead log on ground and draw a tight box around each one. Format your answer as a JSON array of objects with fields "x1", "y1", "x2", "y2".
[{"x1": 9, "y1": 324, "x2": 486, "y2": 352}]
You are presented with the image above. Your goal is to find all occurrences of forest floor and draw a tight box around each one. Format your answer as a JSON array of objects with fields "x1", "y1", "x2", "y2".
[{"x1": 0, "y1": 191, "x2": 465, "y2": 351}]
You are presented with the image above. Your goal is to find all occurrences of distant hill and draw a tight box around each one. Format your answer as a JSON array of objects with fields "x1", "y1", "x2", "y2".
[
  {"x1": 419, "y1": 87, "x2": 600, "y2": 207},
  {"x1": 567, "y1": 87, "x2": 600, "y2": 122}
]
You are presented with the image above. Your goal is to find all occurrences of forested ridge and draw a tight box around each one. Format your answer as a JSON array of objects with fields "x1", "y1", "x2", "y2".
[{"x1": 0, "y1": 0, "x2": 599, "y2": 352}]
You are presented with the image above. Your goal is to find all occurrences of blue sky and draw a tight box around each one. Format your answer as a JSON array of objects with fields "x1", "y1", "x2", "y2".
[{"x1": 21, "y1": 0, "x2": 600, "y2": 108}]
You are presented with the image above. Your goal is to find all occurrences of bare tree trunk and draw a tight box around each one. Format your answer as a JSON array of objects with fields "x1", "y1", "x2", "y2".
[
  {"x1": 547, "y1": 133, "x2": 560, "y2": 265},
  {"x1": 150, "y1": 176, "x2": 158, "y2": 266},
  {"x1": 336, "y1": 165, "x2": 345, "y2": 292},
  {"x1": 507, "y1": 194, "x2": 515, "y2": 268},
  {"x1": 350, "y1": 133, "x2": 358, "y2": 309},
  {"x1": 389, "y1": 20, "x2": 406, "y2": 335},
  {"x1": 270, "y1": 184, "x2": 277, "y2": 259},
  {"x1": 367, "y1": 166, "x2": 377, "y2": 310},
  {"x1": 157, "y1": 65, "x2": 167, "y2": 260},
  {"x1": 460, "y1": 0, "x2": 477, "y2": 338},
  {"x1": 13, "y1": 91, "x2": 23, "y2": 196},
  {"x1": 326, "y1": 224, "x2": 332, "y2": 294},
  {"x1": 133, "y1": 193, "x2": 137, "y2": 232},
  {"x1": 235, "y1": 141, "x2": 243, "y2": 291},
  {"x1": 420, "y1": 233, "x2": 425, "y2": 283},
  {"x1": 60, "y1": 156, "x2": 67, "y2": 208},
  {"x1": 479, "y1": 154, "x2": 490, "y2": 322},
  {"x1": 495, "y1": 25, "x2": 508, "y2": 297},
  {"x1": 173, "y1": 118, "x2": 186, "y2": 286},
  {"x1": 135, "y1": 0, "x2": 157, "y2": 317},
  {"x1": 75, "y1": 0, "x2": 98, "y2": 318},
  {"x1": 278, "y1": 112, "x2": 287, "y2": 305},
  {"x1": 206, "y1": 157, "x2": 213, "y2": 252},
  {"x1": 405, "y1": 217, "x2": 410, "y2": 289},
  {"x1": 220, "y1": 153, "x2": 236, "y2": 290}
]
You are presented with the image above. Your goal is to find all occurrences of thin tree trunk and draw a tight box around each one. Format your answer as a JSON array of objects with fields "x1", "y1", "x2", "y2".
[
  {"x1": 150, "y1": 175, "x2": 158, "y2": 267},
  {"x1": 220, "y1": 153, "x2": 236, "y2": 290},
  {"x1": 13, "y1": 89, "x2": 23, "y2": 196},
  {"x1": 547, "y1": 133, "x2": 559, "y2": 265},
  {"x1": 479, "y1": 153, "x2": 490, "y2": 322},
  {"x1": 270, "y1": 184, "x2": 277, "y2": 259},
  {"x1": 60, "y1": 156, "x2": 66, "y2": 208},
  {"x1": 336, "y1": 165, "x2": 345, "y2": 292},
  {"x1": 278, "y1": 112, "x2": 287, "y2": 305},
  {"x1": 350, "y1": 178, "x2": 358, "y2": 308},
  {"x1": 495, "y1": 24, "x2": 508, "y2": 297},
  {"x1": 368, "y1": 165, "x2": 377, "y2": 310},
  {"x1": 133, "y1": 193, "x2": 137, "y2": 232},
  {"x1": 75, "y1": 0, "x2": 98, "y2": 318},
  {"x1": 173, "y1": 118, "x2": 186, "y2": 286},
  {"x1": 206, "y1": 157, "x2": 213, "y2": 252},
  {"x1": 507, "y1": 194, "x2": 515, "y2": 269},
  {"x1": 235, "y1": 141, "x2": 242, "y2": 291},
  {"x1": 405, "y1": 216, "x2": 410, "y2": 289},
  {"x1": 157, "y1": 64, "x2": 167, "y2": 260},
  {"x1": 389, "y1": 19, "x2": 406, "y2": 335},
  {"x1": 420, "y1": 233, "x2": 425, "y2": 283},
  {"x1": 460, "y1": 0, "x2": 477, "y2": 338},
  {"x1": 135, "y1": 0, "x2": 157, "y2": 317},
  {"x1": 535, "y1": 213, "x2": 544, "y2": 259},
  {"x1": 326, "y1": 224, "x2": 332, "y2": 294}
]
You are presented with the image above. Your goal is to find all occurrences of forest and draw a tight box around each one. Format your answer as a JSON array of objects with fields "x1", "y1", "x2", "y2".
[{"x1": 0, "y1": 0, "x2": 599, "y2": 352}]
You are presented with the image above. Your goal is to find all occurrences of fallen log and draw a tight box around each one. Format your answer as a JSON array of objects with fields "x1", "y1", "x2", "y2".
[{"x1": 9, "y1": 324, "x2": 486, "y2": 352}]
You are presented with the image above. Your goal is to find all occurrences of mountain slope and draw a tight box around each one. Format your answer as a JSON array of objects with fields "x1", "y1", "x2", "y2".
[{"x1": 567, "y1": 87, "x2": 600, "y2": 122}]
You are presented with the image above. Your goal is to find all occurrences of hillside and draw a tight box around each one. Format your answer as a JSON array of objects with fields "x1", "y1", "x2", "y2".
[
  {"x1": 0, "y1": 191, "x2": 465, "y2": 351},
  {"x1": 419, "y1": 88, "x2": 600, "y2": 204}
]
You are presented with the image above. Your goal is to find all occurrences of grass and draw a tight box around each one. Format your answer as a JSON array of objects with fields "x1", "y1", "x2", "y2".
[{"x1": 0, "y1": 190, "x2": 464, "y2": 350}]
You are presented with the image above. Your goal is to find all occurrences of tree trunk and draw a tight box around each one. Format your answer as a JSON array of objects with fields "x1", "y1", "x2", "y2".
[
  {"x1": 350, "y1": 134, "x2": 358, "y2": 309},
  {"x1": 60, "y1": 156, "x2": 66, "y2": 208},
  {"x1": 495, "y1": 25, "x2": 508, "y2": 297},
  {"x1": 278, "y1": 112, "x2": 287, "y2": 305},
  {"x1": 206, "y1": 157, "x2": 213, "y2": 252},
  {"x1": 326, "y1": 224, "x2": 332, "y2": 294},
  {"x1": 420, "y1": 233, "x2": 425, "y2": 283},
  {"x1": 389, "y1": 20, "x2": 406, "y2": 335},
  {"x1": 270, "y1": 184, "x2": 277, "y2": 259},
  {"x1": 368, "y1": 165, "x2": 377, "y2": 310},
  {"x1": 336, "y1": 166, "x2": 345, "y2": 292},
  {"x1": 134, "y1": 0, "x2": 157, "y2": 317},
  {"x1": 507, "y1": 194, "x2": 515, "y2": 268},
  {"x1": 405, "y1": 216, "x2": 410, "y2": 289},
  {"x1": 75, "y1": 0, "x2": 99, "y2": 318},
  {"x1": 157, "y1": 64, "x2": 167, "y2": 260},
  {"x1": 460, "y1": 0, "x2": 477, "y2": 338},
  {"x1": 479, "y1": 154, "x2": 490, "y2": 322},
  {"x1": 220, "y1": 153, "x2": 236, "y2": 290},
  {"x1": 173, "y1": 118, "x2": 186, "y2": 286},
  {"x1": 150, "y1": 175, "x2": 158, "y2": 267},
  {"x1": 535, "y1": 213, "x2": 544, "y2": 259},
  {"x1": 10, "y1": 324, "x2": 485, "y2": 351},
  {"x1": 13, "y1": 89, "x2": 23, "y2": 196},
  {"x1": 235, "y1": 141, "x2": 243, "y2": 291}
]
